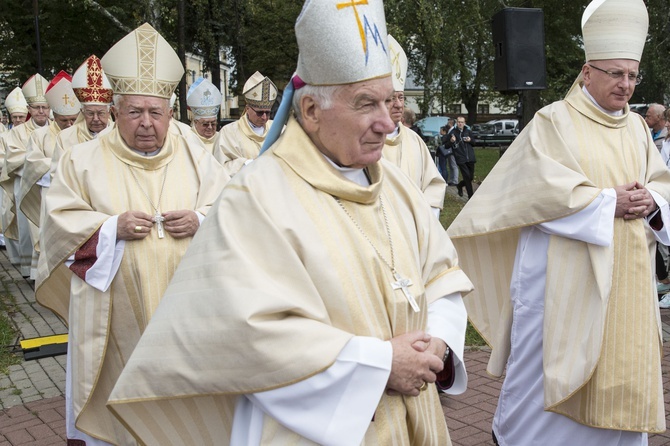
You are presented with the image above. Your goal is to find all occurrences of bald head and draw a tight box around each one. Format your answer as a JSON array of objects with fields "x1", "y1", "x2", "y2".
[{"x1": 645, "y1": 103, "x2": 666, "y2": 132}]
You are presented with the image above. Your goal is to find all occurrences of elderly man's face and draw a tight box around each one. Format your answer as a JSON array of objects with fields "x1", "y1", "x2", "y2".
[
  {"x1": 583, "y1": 59, "x2": 639, "y2": 113},
  {"x1": 387, "y1": 91, "x2": 404, "y2": 125},
  {"x1": 28, "y1": 103, "x2": 50, "y2": 126},
  {"x1": 113, "y1": 95, "x2": 172, "y2": 152},
  {"x1": 10, "y1": 113, "x2": 27, "y2": 126},
  {"x1": 53, "y1": 113, "x2": 79, "y2": 130},
  {"x1": 82, "y1": 105, "x2": 110, "y2": 134},
  {"x1": 245, "y1": 105, "x2": 271, "y2": 127},
  {"x1": 305, "y1": 77, "x2": 396, "y2": 169},
  {"x1": 194, "y1": 117, "x2": 218, "y2": 138}
]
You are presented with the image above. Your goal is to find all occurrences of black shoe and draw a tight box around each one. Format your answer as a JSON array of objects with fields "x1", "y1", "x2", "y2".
[
  {"x1": 492, "y1": 430, "x2": 499, "y2": 445},
  {"x1": 457, "y1": 187, "x2": 463, "y2": 197}
]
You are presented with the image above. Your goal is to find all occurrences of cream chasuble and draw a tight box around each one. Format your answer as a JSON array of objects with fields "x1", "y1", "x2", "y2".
[
  {"x1": 107, "y1": 116, "x2": 473, "y2": 445},
  {"x1": 189, "y1": 123, "x2": 218, "y2": 154},
  {"x1": 0, "y1": 122, "x2": 6, "y2": 134},
  {"x1": 215, "y1": 114, "x2": 273, "y2": 176},
  {"x1": 51, "y1": 114, "x2": 113, "y2": 176},
  {"x1": 383, "y1": 125, "x2": 446, "y2": 209},
  {"x1": 20, "y1": 120, "x2": 61, "y2": 248},
  {"x1": 35, "y1": 127, "x2": 228, "y2": 444},
  {"x1": 448, "y1": 81, "x2": 670, "y2": 432},
  {"x1": 0, "y1": 119, "x2": 41, "y2": 239}
]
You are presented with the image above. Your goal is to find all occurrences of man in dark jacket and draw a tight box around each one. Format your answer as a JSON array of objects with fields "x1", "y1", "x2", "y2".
[{"x1": 450, "y1": 116, "x2": 476, "y2": 198}]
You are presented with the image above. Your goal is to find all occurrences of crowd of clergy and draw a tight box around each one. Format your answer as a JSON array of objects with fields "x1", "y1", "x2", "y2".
[{"x1": 0, "y1": 0, "x2": 667, "y2": 444}]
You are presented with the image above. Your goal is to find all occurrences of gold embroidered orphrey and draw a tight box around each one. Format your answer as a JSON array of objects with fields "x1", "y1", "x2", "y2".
[{"x1": 127, "y1": 163, "x2": 169, "y2": 239}]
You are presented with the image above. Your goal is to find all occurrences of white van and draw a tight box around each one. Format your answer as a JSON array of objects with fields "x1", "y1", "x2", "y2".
[{"x1": 487, "y1": 119, "x2": 518, "y2": 136}]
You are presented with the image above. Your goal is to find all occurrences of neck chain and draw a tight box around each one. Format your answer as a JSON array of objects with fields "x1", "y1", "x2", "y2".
[
  {"x1": 335, "y1": 195, "x2": 420, "y2": 312},
  {"x1": 128, "y1": 164, "x2": 169, "y2": 239}
]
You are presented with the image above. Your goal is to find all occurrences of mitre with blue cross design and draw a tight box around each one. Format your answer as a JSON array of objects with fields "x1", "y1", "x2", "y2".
[
  {"x1": 243, "y1": 72, "x2": 278, "y2": 109},
  {"x1": 22, "y1": 74, "x2": 49, "y2": 105},
  {"x1": 101, "y1": 23, "x2": 184, "y2": 99},
  {"x1": 582, "y1": 0, "x2": 648, "y2": 62},
  {"x1": 44, "y1": 71, "x2": 81, "y2": 115},
  {"x1": 295, "y1": 0, "x2": 391, "y2": 85},
  {"x1": 4, "y1": 87, "x2": 28, "y2": 115},
  {"x1": 388, "y1": 34, "x2": 407, "y2": 92},
  {"x1": 187, "y1": 78, "x2": 222, "y2": 119}
]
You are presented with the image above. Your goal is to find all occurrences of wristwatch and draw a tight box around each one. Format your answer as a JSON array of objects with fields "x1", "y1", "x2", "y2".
[{"x1": 442, "y1": 345, "x2": 451, "y2": 363}]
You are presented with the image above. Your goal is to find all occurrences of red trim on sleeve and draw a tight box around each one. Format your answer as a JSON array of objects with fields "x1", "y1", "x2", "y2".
[{"x1": 69, "y1": 230, "x2": 100, "y2": 281}]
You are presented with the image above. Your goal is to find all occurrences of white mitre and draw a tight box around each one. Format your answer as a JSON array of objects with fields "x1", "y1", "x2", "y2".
[
  {"x1": 72, "y1": 55, "x2": 114, "y2": 105},
  {"x1": 187, "y1": 78, "x2": 222, "y2": 119},
  {"x1": 388, "y1": 34, "x2": 407, "y2": 92},
  {"x1": 296, "y1": 0, "x2": 390, "y2": 85},
  {"x1": 243, "y1": 72, "x2": 277, "y2": 109},
  {"x1": 22, "y1": 74, "x2": 49, "y2": 105},
  {"x1": 101, "y1": 23, "x2": 184, "y2": 99},
  {"x1": 45, "y1": 71, "x2": 81, "y2": 115},
  {"x1": 4, "y1": 87, "x2": 28, "y2": 114},
  {"x1": 582, "y1": 0, "x2": 648, "y2": 62}
]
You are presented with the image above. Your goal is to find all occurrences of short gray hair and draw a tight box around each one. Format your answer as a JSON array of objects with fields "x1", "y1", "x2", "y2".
[{"x1": 292, "y1": 84, "x2": 340, "y2": 122}]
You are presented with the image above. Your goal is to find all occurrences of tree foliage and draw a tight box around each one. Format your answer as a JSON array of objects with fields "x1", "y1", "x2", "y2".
[{"x1": 1, "y1": 0, "x2": 669, "y2": 121}]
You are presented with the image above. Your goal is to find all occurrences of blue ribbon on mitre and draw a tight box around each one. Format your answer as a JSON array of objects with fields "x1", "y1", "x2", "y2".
[{"x1": 259, "y1": 74, "x2": 305, "y2": 155}]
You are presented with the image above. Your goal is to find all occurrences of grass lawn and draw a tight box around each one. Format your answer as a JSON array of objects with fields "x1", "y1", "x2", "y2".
[{"x1": 441, "y1": 148, "x2": 500, "y2": 347}]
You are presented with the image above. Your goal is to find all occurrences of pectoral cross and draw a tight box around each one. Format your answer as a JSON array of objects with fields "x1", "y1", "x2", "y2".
[
  {"x1": 392, "y1": 271, "x2": 420, "y2": 313},
  {"x1": 154, "y1": 211, "x2": 165, "y2": 239}
]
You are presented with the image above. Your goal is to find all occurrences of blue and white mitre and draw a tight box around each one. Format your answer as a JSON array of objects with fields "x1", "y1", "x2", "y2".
[{"x1": 187, "y1": 78, "x2": 222, "y2": 119}]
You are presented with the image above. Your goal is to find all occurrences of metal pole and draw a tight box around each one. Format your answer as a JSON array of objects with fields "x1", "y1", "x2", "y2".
[{"x1": 33, "y1": 0, "x2": 42, "y2": 75}]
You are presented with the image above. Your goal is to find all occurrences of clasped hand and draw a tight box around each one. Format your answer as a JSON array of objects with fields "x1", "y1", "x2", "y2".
[
  {"x1": 117, "y1": 209, "x2": 200, "y2": 240},
  {"x1": 386, "y1": 331, "x2": 447, "y2": 397},
  {"x1": 614, "y1": 181, "x2": 657, "y2": 219}
]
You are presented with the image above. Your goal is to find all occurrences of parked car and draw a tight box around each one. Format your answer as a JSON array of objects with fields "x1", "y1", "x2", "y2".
[
  {"x1": 475, "y1": 119, "x2": 519, "y2": 147},
  {"x1": 416, "y1": 116, "x2": 449, "y2": 141}
]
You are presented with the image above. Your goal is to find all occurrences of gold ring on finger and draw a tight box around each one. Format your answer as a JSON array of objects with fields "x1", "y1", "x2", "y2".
[
  {"x1": 419, "y1": 382, "x2": 428, "y2": 392},
  {"x1": 134, "y1": 226, "x2": 142, "y2": 233}
]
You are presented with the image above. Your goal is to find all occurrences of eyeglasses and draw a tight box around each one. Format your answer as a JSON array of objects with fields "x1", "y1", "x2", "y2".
[
  {"x1": 28, "y1": 105, "x2": 49, "y2": 112},
  {"x1": 83, "y1": 110, "x2": 109, "y2": 119},
  {"x1": 197, "y1": 121, "x2": 217, "y2": 128},
  {"x1": 588, "y1": 64, "x2": 642, "y2": 85},
  {"x1": 391, "y1": 94, "x2": 405, "y2": 103},
  {"x1": 249, "y1": 108, "x2": 271, "y2": 117}
]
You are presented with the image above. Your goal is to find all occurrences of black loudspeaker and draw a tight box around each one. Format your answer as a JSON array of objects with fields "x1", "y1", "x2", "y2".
[{"x1": 492, "y1": 8, "x2": 546, "y2": 91}]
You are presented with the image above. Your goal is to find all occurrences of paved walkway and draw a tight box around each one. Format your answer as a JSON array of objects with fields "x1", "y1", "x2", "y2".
[{"x1": 0, "y1": 245, "x2": 669, "y2": 445}]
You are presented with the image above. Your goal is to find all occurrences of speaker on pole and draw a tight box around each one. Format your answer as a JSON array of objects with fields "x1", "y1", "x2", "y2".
[{"x1": 492, "y1": 8, "x2": 546, "y2": 91}]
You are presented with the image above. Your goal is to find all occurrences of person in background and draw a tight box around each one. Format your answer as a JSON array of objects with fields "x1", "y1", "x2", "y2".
[
  {"x1": 645, "y1": 103, "x2": 667, "y2": 151},
  {"x1": 450, "y1": 116, "x2": 476, "y2": 198}
]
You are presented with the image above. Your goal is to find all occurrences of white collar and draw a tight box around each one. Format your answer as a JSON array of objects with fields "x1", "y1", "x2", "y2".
[{"x1": 322, "y1": 155, "x2": 369, "y2": 186}]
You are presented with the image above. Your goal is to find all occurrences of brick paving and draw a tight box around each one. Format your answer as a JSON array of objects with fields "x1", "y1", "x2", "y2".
[{"x1": 0, "y1": 243, "x2": 669, "y2": 445}]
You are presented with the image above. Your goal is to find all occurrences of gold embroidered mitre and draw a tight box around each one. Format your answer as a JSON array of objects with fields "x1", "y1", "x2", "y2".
[
  {"x1": 243, "y1": 72, "x2": 277, "y2": 109},
  {"x1": 4, "y1": 87, "x2": 28, "y2": 114},
  {"x1": 22, "y1": 74, "x2": 49, "y2": 105},
  {"x1": 388, "y1": 34, "x2": 407, "y2": 91},
  {"x1": 101, "y1": 23, "x2": 184, "y2": 99}
]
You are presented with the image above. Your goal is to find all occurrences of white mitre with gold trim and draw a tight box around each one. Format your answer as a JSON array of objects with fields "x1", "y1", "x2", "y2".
[
  {"x1": 243, "y1": 72, "x2": 277, "y2": 109},
  {"x1": 22, "y1": 74, "x2": 49, "y2": 105},
  {"x1": 187, "y1": 78, "x2": 222, "y2": 119},
  {"x1": 4, "y1": 87, "x2": 28, "y2": 115},
  {"x1": 101, "y1": 23, "x2": 184, "y2": 99},
  {"x1": 388, "y1": 34, "x2": 407, "y2": 92},
  {"x1": 45, "y1": 71, "x2": 81, "y2": 115},
  {"x1": 582, "y1": 0, "x2": 648, "y2": 62},
  {"x1": 296, "y1": 0, "x2": 390, "y2": 85},
  {"x1": 72, "y1": 55, "x2": 113, "y2": 105}
]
